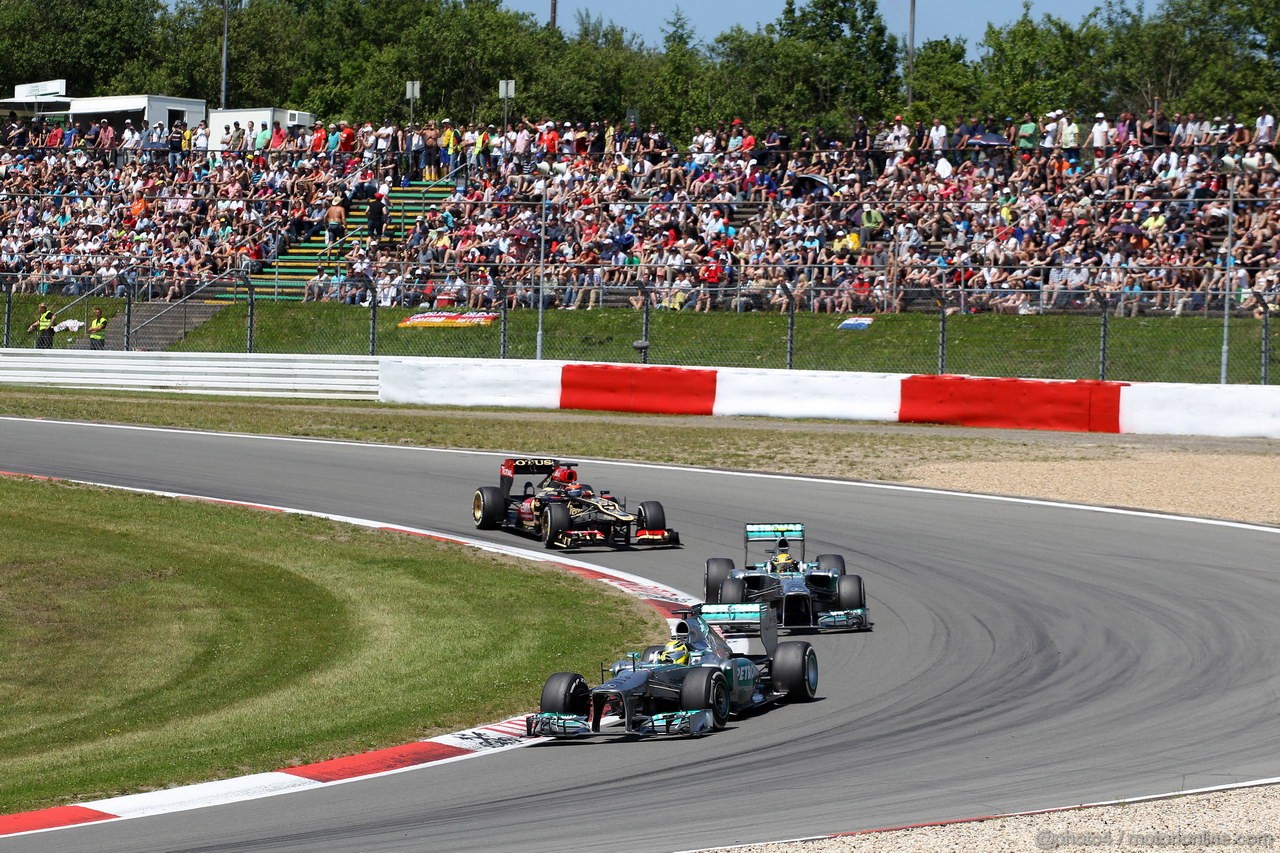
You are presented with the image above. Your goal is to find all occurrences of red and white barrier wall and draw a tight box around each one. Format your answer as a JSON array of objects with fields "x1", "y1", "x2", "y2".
[{"x1": 379, "y1": 358, "x2": 1280, "y2": 439}]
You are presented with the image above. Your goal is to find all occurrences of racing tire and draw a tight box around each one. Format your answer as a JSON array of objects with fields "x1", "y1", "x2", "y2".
[
  {"x1": 719, "y1": 577, "x2": 747, "y2": 604},
  {"x1": 773, "y1": 641, "x2": 819, "y2": 702},
  {"x1": 679, "y1": 667, "x2": 731, "y2": 730},
  {"x1": 540, "y1": 672, "x2": 590, "y2": 716},
  {"x1": 816, "y1": 554, "x2": 846, "y2": 575},
  {"x1": 836, "y1": 574, "x2": 865, "y2": 611},
  {"x1": 636, "y1": 500, "x2": 666, "y2": 532},
  {"x1": 704, "y1": 558, "x2": 735, "y2": 604},
  {"x1": 640, "y1": 644, "x2": 665, "y2": 663},
  {"x1": 472, "y1": 486, "x2": 504, "y2": 530},
  {"x1": 541, "y1": 502, "x2": 570, "y2": 549}
]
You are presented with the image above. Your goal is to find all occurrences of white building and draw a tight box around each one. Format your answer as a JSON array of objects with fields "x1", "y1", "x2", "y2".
[{"x1": 208, "y1": 108, "x2": 315, "y2": 150}]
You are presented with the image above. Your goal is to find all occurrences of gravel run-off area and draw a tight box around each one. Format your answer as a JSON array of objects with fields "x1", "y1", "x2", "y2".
[{"x1": 702, "y1": 426, "x2": 1280, "y2": 853}]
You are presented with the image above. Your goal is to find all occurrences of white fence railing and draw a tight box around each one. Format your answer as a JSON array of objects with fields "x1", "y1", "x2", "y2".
[{"x1": 0, "y1": 351, "x2": 379, "y2": 399}]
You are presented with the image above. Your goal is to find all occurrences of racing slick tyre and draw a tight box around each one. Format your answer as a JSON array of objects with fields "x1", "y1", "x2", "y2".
[
  {"x1": 636, "y1": 500, "x2": 666, "y2": 532},
  {"x1": 704, "y1": 558, "x2": 735, "y2": 604},
  {"x1": 540, "y1": 672, "x2": 590, "y2": 716},
  {"x1": 679, "y1": 667, "x2": 731, "y2": 730},
  {"x1": 836, "y1": 574, "x2": 866, "y2": 611},
  {"x1": 541, "y1": 502, "x2": 571, "y2": 549},
  {"x1": 719, "y1": 577, "x2": 747, "y2": 604},
  {"x1": 640, "y1": 644, "x2": 665, "y2": 663},
  {"x1": 816, "y1": 554, "x2": 846, "y2": 575},
  {"x1": 472, "y1": 486, "x2": 504, "y2": 530},
  {"x1": 773, "y1": 641, "x2": 818, "y2": 702}
]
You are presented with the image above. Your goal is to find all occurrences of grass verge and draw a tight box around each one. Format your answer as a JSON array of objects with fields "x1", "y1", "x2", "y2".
[{"x1": 0, "y1": 475, "x2": 661, "y2": 814}]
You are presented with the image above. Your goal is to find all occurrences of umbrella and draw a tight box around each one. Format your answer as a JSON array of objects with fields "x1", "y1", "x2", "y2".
[
  {"x1": 508, "y1": 228, "x2": 536, "y2": 240},
  {"x1": 969, "y1": 132, "x2": 1012, "y2": 147},
  {"x1": 791, "y1": 173, "x2": 832, "y2": 197},
  {"x1": 1110, "y1": 223, "x2": 1143, "y2": 236}
]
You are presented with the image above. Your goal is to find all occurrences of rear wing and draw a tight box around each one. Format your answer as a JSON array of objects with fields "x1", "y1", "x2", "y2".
[
  {"x1": 698, "y1": 602, "x2": 778, "y2": 656},
  {"x1": 744, "y1": 522, "x2": 806, "y2": 563},
  {"x1": 499, "y1": 458, "x2": 572, "y2": 497}
]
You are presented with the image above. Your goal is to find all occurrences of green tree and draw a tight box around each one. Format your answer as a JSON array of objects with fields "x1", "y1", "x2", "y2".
[
  {"x1": 975, "y1": 4, "x2": 1104, "y2": 118},
  {"x1": 906, "y1": 38, "x2": 979, "y2": 124},
  {"x1": 0, "y1": 0, "x2": 161, "y2": 97}
]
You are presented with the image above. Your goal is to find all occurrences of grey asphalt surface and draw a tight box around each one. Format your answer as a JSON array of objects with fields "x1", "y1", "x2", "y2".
[{"x1": 3, "y1": 418, "x2": 1280, "y2": 853}]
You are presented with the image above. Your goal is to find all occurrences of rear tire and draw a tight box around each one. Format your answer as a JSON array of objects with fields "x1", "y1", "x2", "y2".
[
  {"x1": 540, "y1": 672, "x2": 590, "y2": 716},
  {"x1": 816, "y1": 554, "x2": 846, "y2": 575},
  {"x1": 472, "y1": 486, "x2": 504, "y2": 529},
  {"x1": 637, "y1": 500, "x2": 666, "y2": 531},
  {"x1": 773, "y1": 641, "x2": 818, "y2": 701},
  {"x1": 836, "y1": 574, "x2": 865, "y2": 611},
  {"x1": 719, "y1": 577, "x2": 747, "y2": 604},
  {"x1": 704, "y1": 557, "x2": 735, "y2": 604},
  {"x1": 542, "y1": 502, "x2": 570, "y2": 549},
  {"x1": 679, "y1": 668, "x2": 730, "y2": 729}
]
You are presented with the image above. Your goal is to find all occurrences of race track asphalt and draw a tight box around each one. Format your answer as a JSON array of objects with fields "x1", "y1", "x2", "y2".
[{"x1": 3, "y1": 418, "x2": 1279, "y2": 853}]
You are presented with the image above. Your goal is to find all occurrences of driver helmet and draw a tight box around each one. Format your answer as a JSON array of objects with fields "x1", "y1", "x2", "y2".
[
  {"x1": 657, "y1": 639, "x2": 690, "y2": 665},
  {"x1": 770, "y1": 553, "x2": 799, "y2": 572},
  {"x1": 566, "y1": 485, "x2": 583, "y2": 498}
]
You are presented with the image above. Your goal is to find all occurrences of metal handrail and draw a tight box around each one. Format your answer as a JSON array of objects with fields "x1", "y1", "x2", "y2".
[{"x1": 129, "y1": 267, "x2": 247, "y2": 338}]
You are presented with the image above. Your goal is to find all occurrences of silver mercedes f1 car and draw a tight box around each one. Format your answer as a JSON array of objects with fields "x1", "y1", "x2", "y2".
[
  {"x1": 472, "y1": 458, "x2": 679, "y2": 549},
  {"x1": 525, "y1": 601, "x2": 817, "y2": 738},
  {"x1": 703, "y1": 522, "x2": 872, "y2": 631}
]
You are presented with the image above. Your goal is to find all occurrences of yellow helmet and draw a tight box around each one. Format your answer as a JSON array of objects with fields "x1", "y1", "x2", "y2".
[
  {"x1": 658, "y1": 639, "x2": 690, "y2": 665},
  {"x1": 771, "y1": 553, "x2": 798, "y2": 572}
]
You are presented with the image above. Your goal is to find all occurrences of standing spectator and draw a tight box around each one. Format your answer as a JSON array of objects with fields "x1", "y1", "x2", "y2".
[
  {"x1": 87, "y1": 306, "x2": 107, "y2": 350},
  {"x1": 1256, "y1": 107, "x2": 1275, "y2": 149},
  {"x1": 27, "y1": 302, "x2": 57, "y2": 348},
  {"x1": 928, "y1": 117, "x2": 949, "y2": 154},
  {"x1": 366, "y1": 192, "x2": 386, "y2": 245},
  {"x1": 324, "y1": 195, "x2": 347, "y2": 248}
]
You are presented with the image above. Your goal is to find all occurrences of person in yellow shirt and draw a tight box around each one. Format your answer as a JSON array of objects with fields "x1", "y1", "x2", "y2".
[{"x1": 88, "y1": 307, "x2": 108, "y2": 350}]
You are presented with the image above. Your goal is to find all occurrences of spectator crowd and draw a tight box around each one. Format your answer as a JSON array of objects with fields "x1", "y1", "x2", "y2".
[{"x1": 2, "y1": 104, "x2": 1279, "y2": 320}]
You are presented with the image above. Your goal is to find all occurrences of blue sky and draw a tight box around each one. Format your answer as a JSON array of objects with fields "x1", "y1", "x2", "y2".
[{"x1": 502, "y1": 0, "x2": 1087, "y2": 53}]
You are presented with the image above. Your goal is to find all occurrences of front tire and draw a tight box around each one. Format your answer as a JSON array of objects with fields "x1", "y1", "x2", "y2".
[
  {"x1": 679, "y1": 668, "x2": 730, "y2": 730},
  {"x1": 472, "y1": 486, "x2": 504, "y2": 529},
  {"x1": 704, "y1": 557, "x2": 735, "y2": 604},
  {"x1": 836, "y1": 574, "x2": 865, "y2": 610},
  {"x1": 540, "y1": 672, "x2": 590, "y2": 716},
  {"x1": 719, "y1": 577, "x2": 747, "y2": 604},
  {"x1": 636, "y1": 500, "x2": 666, "y2": 531},
  {"x1": 639, "y1": 644, "x2": 665, "y2": 663},
  {"x1": 773, "y1": 641, "x2": 818, "y2": 701},
  {"x1": 542, "y1": 502, "x2": 570, "y2": 549}
]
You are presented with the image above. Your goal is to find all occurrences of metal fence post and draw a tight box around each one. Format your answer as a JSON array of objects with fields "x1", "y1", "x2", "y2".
[
  {"x1": 1263, "y1": 306, "x2": 1271, "y2": 386},
  {"x1": 1099, "y1": 301, "x2": 1109, "y2": 381},
  {"x1": 368, "y1": 292, "x2": 377, "y2": 356},
  {"x1": 786, "y1": 290, "x2": 796, "y2": 370},
  {"x1": 246, "y1": 280, "x2": 256, "y2": 353},
  {"x1": 937, "y1": 298, "x2": 947, "y2": 374},
  {"x1": 3, "y1": 278, "x2": 11, "y2": 348},
  {"x1": 641, "y1": 296, "x2": 651, "y2": 365},
  {"x1": 124, "y1": 287, "x2": 133, "y2": 351},
  {"x1": 499, "y1": 295, "x2": 508, "y2": 358}
]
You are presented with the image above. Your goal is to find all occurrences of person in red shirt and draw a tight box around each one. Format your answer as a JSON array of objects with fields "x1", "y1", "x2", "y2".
[
  {"x1": 695, "y1": 254, "x2": 724, "y2": 312},
  {"x1": 310, "y1": 122, "x2": 327, "y2": 153}
]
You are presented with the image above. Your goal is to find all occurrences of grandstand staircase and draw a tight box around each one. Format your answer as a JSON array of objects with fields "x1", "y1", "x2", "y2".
[
  {"x1": 68, "y1": 302, "x2": 226, "y2": 351},
  {"x1": 235, "y1": 179, "x2": 455, "y2": 301}
]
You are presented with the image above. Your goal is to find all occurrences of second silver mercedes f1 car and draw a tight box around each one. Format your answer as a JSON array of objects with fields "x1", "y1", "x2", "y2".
[{"x1": 703, "y1": 522, "x2": 872, "y2": 631}]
